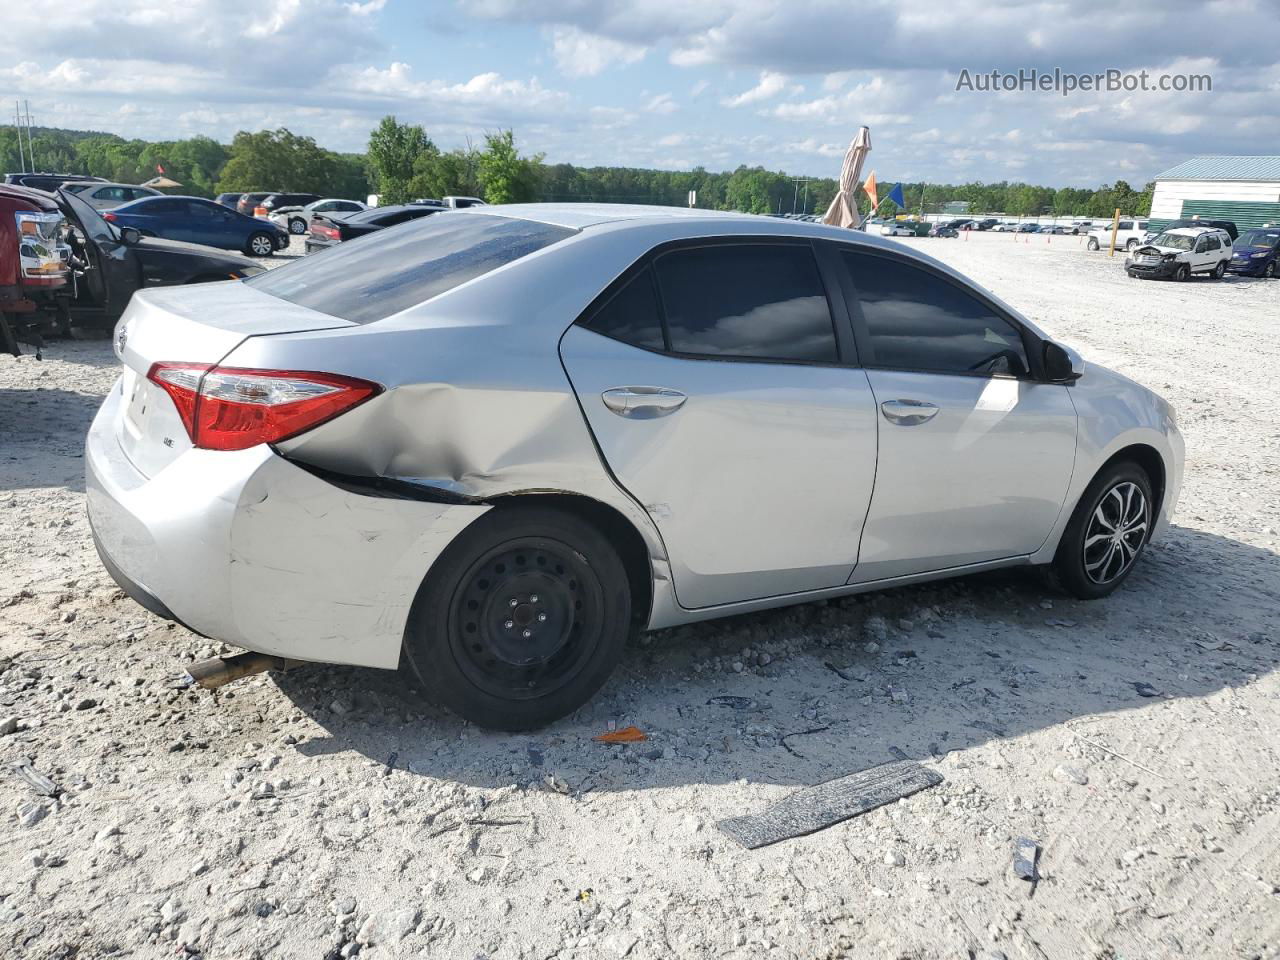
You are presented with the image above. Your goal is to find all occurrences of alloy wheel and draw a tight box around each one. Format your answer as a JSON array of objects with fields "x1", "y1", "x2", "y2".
[
  {"x1": 447, "y1": 537, "x2": 604, "y2": 701},
  {"x1": 1082, "y1": 481, "x2": 1149, "y2": 585},
  {"x1": 289, "y1": 219, "x2": 306, "y2": 234},
  {"x1": 251, "y1": 235, "x2": 273, "y2": 255}
]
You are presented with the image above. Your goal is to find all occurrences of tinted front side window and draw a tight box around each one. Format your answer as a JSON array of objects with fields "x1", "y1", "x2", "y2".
[
  {"x1": 842, "y1": 252, "x2": 1029, "y2": 378},
  {"x1": 654, "y1": 245, "x2": 838, "y2": 362},
  {"x1": 246, "y1": 214, "x2": 576, "y2": 324},
  {"x1": 583, "y1": 267, "x2": 665, "y2": 350}
]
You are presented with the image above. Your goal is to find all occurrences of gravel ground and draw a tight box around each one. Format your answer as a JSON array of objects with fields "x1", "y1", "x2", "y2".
[{"x1": 1, "y1": 231, "x2": 1278, "y2": 960}]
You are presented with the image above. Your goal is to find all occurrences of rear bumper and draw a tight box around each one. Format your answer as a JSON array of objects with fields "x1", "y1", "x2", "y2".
[{"x1": 86, "y1": 381, "x2": 490, "y2": 669}]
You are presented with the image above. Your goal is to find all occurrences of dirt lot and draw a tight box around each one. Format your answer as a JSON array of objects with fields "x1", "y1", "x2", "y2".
[{"x1": 1, "y1": 232, "x2": 1277, "y2": 960}]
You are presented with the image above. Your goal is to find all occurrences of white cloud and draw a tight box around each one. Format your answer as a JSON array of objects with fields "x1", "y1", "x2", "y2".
[
  {"x1": 549, "y1": 26, "x2": 646, "y2": 77},
  {"x1": 645, "y1": 93, "x2": 679, "y2": 114},
  {"x1": 721, "y1": 70, "x2": 794, "y2": 107}
]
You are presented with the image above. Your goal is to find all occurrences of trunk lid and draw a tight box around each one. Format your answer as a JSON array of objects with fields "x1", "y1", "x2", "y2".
[{"x1": 113, "y1": 280, "x2": 355, "y2": 477}]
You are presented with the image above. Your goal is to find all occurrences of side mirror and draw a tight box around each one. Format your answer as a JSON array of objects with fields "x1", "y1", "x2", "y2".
[
  {"x1": 120, "y1": 226, "x2": 142, "y2": 246},
  {"x1": 1043, "y1": 341, "x2": 1083, "y2": 383}
]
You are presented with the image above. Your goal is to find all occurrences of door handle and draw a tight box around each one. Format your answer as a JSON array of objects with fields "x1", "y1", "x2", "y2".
[
  {"x1": 880, "y1": 398, "x2": 939, "y2": 426},
  {"x1": 601, "y1": 387, "x2": 687, "y2": 419}
]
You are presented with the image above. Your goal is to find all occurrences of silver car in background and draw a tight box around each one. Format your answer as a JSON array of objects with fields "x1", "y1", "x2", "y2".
[{"x1": 86, "y1": 205, "x2": 1183, "y2": 730}]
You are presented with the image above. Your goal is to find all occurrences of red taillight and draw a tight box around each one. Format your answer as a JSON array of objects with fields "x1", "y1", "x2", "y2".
[
  {"x1": 311, "y1": 220, "x2": 339, "y2": 240},
  {"x1": 147, "y1": 363, "x2": 381, "y2": 451},
  {"x1": 103, "y1": 212, "x2": 117, "y2": 222}
]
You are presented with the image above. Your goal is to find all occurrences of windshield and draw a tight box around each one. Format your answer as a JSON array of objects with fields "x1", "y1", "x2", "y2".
[
  {"x1": 1151, "y1": 232, "x2": 1193, "y2": 251},
  {"x1": 59, "y1": 188, "x2": 118, "y2": 243},
  {"x1": 1235, "y1": 230, "x2": 1280, "y2": 249},
  {"x1": 245, "y1": 213, "x2": 576, "y2": 324}
]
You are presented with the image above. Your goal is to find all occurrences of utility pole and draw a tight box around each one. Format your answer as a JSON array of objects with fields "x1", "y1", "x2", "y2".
[
  {"x1": 14, "y1": 101, "x2": 26, "y2": 173},
  {"x1": 791, "y1": 178, "x2": 812, "y2": 215},
  {"x1": 24, "y1": 101, "x2": 36, "y2": 172}
]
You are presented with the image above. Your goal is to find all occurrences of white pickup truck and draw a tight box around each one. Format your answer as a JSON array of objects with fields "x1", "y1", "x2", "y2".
[{"x1": 1086, "y1": 218, "x2": 1150, "y2": 251}]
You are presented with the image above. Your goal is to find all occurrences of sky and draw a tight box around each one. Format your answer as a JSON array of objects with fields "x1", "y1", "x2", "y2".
[{"x1": 2, "y1": 0, "x2": 1278, "y2": 187}]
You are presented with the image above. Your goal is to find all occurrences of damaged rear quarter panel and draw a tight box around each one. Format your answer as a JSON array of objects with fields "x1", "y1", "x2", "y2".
[{"x1": 223, "y1": 227, "x2": 674, "y2": 579}]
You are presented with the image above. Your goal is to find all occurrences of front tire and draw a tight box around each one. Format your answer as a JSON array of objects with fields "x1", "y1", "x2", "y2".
[
  {"x1": 246, "y1": 231, "x2": 275, "y2": 257},
  {"x1": 1052, "y1": 461, "x2": 1154, "y2": 600},
  {"x1": 1265, "y1": 261, "x2": 1276, "y2": 279},
  {"x1": 1087, "y1": 237, "x2": 1100, "y2": 251},
  {"x1": 1174, "y1": 263, "x2": 1190, "y2": 281},
  {"x1": 404, "y1": 506, "x2": 631, "y2": 731},
  {"x1": 288, "y1": 217, "x2": 306, "y2": 235}
]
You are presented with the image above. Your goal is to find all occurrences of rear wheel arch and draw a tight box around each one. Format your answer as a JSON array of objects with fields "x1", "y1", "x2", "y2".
[{"x1": 485, "y1": 492, "x2": 654, "y2": 631}]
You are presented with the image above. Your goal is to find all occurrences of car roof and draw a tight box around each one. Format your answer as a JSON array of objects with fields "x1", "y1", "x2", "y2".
[{"x1": 1163, "y1": 225, "x2": 1228, "y2": 236}]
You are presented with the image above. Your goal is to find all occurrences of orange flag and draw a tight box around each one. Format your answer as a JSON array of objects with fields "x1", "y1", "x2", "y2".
[{"x1": 862, "y1": 171, "x2": 878, "y2": 206}]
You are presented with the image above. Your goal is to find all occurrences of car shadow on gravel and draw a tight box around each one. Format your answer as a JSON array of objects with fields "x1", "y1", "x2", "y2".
[
  {"x1": 0, "y1": 388, "x2": 103, "y2": 492},
  {"x1": 278, "y1": 524, "x2": 1279, "y2": 791}
]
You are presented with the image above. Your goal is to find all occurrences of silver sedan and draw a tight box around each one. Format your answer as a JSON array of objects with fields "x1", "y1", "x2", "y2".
[{"x1": 86, "y1": 205, "x2": 1184, "y2": 729}]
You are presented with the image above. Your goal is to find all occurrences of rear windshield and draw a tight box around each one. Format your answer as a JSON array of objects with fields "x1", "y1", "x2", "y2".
[{"x1": 245, "y1": 213, "x2": 576, "y2": 324}]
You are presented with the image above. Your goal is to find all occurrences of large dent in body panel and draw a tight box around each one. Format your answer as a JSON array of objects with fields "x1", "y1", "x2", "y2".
[
  {"x1": 283, "y1": 381, "x2": 602, "y2": 496},
  {"x1": 228, "y1": 455, "x2": 489, "y2": 668}
]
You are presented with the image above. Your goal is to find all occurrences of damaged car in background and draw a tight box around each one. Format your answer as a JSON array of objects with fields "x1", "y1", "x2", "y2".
[
  {"x1": 86, "y1": 205, "x2": 1183, "y2": 730},
  {"x1": 1, "y1": 185, "x2": 262, "y2": 355},
  {"x1": 1125, "y1": 226, "x2": 1233, "y2": 281}
]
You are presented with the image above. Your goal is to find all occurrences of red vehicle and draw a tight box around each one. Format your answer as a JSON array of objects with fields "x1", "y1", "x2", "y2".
[
  {"x1": 0, "y1": 186, "x2": 71, "y2": 355},
  {"x1": 1, "y1": 184, "x2": 263, "y2": 356}
]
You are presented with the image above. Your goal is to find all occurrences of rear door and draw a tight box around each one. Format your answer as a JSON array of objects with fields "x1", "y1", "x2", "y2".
[
  {"x1": 834, "y1": 246, "x2": 1077, "y2": 581},
  {"x1": 560, "y1": 240, "x2": 879, "y2": 609}
]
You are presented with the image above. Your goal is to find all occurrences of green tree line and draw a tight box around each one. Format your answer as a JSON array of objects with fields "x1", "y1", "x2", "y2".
[{"x1": 0, "y1": 119, "x2": 1154, "y2": 217}]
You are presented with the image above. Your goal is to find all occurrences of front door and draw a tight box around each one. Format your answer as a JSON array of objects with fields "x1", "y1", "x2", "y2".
[
  {"x1": 560, "y1": 241, "x2": 879, "y2": 609},
  {"x1": 834, "y1": 246, "x2": 1078, "y2": 581}
]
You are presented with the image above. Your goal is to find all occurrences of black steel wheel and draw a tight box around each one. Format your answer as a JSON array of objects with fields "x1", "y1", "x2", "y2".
[
  {"x1": 404, "y1": 506, "x2": 631, "y2": 730},
  {"x1": 1051, "y1": 460, "x2": 1154, "y2": 599}
]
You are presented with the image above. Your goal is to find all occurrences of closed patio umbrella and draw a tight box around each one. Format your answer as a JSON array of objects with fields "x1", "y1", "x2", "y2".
[{"x1": 822, "y1": 126, "x2": 871, "y2": 229}]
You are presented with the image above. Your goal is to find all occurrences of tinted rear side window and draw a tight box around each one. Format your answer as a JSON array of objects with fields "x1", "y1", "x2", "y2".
[
  {"x1": 654, "y1": 244, "x2": 838, "y2": 362},
  {"x1": 841, "y1": 252, "x2": 1029, "y2": 377},
  {"x1": 583, "y1": 267, "x2": 665, "y2": 350},
  {"x1": 246, "y1": 214, "x2": 576, "y2": 324}
]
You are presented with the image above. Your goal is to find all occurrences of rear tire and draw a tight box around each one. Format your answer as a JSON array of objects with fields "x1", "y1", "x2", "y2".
[
  {"x1": 1051, "y1": 461, "x2": 1154, "y2": 600},
  {"x1": 246, "y1": 231, "x2": 275, "y2": 257},
  {"x1": 403, "y1": 506, "x2": 631, "y2": 731},
  {"x1": 1212, "y1": 260, "x2": 1227, "y2": 280}
]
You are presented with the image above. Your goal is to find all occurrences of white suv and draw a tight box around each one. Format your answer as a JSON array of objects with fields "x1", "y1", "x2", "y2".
[
  {"x1": 1125, "y1": 226, "x2": 1233, "y2": 281},
  {"x1": 1086, "y1": 219, "x2": 1149, "y2": 251}
]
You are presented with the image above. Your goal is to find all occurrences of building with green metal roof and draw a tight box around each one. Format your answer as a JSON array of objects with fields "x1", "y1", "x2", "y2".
[{"x1": 1149, "y1": 156, "x2": 1280, "y2": 232}]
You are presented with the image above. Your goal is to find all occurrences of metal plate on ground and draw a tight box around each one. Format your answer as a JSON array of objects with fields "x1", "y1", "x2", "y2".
[{"x1": 717, "y1": 759, "x2": 944, "y2": 849}]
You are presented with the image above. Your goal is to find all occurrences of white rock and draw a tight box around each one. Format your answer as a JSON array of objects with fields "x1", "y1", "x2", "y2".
[
  {"x1": 883, "y1": 850, "x2": 906, "y2": 867},
  {"x1": 357, "y1": 908, "x2": 420, "y2": 945},
  {"x1": 17, "y1": 801, "x2": 48, "y2": 828},
  {"x1": 0, "y1": 717, "x2": 18, "y2": 736},
  {"x1": 1052, "y1": 764, "x2": 1089, "y2": 786}
]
